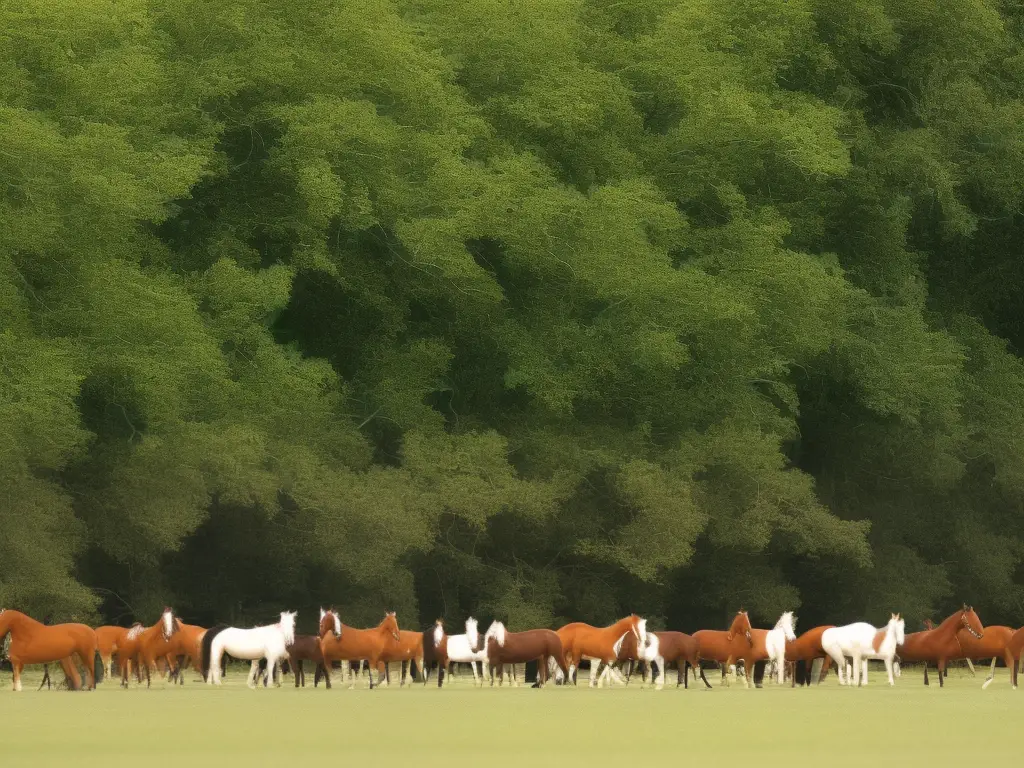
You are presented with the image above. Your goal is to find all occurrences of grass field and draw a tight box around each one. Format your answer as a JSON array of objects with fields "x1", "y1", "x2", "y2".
[{"x1": 0, "y1": 664, "x2": 1018, "y2": 767}]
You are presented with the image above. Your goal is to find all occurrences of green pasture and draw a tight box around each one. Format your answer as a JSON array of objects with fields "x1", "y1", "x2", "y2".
[{"x1": 0, "y1": 664, "x2": 1017, "y2": 767}]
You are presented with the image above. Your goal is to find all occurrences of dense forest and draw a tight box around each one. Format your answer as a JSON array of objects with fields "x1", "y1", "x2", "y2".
[{"x1": 2, "y1": 0, "x2": 1024, "y2": 636}]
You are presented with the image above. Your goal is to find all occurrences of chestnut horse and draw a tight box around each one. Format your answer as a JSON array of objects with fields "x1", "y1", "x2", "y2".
[
  {"x1": 484, "y1": 621, "x2": 568, "y2": 687},
  {"x1": 166, "y1": 620, "x2": 207, "y2": 684},
  {"x1": 556, "y1": 615, "x2": 647, "y2": 687},
  {"x1": 692, "y1": 611, "x2": 754, "y2": 687},
  {"x1": 318, "y1": 609, "x2": 400, "y2": 689},
  {"x1": 784, "y1": 625, "x2": 834, "y2": 686},
  {"x1": 379, "y1": 628, "x2": 426, "y2": 686},
  {"x1": 0, "y1": 609, "x2": 102, "y2": 691},
  {"x1": 1007, "y1": 626, "x2": 1024, "y2": 688},
  {"x1": 131, "y1": 607, "x2": 180, "y2": 687},
  {"x1": 95, "y1": 625, "x2": 130, "y2": 681},
  {"x1": 898, "y1": 605, "x2": 984, "y2": 687},
  {"x1": 954, "y1": 623, "x2": 1015, "y2": 689}
]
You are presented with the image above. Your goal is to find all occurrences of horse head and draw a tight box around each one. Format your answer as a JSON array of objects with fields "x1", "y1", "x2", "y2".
[
  {"x1": 382, "y1": 611, "x2": 400, "y2": 641},
  {"x1": 729, "y1": 611, "x2": 753, "y2": 644},
  {"x1": 631, "y1": 615, "x2": 648, "y2": 649},
  {"x1": 279, "y1": 611, "x2": 297, "y2": 646},
  {"x1": 465, "y1": 617, "x2": 480, "y2": 651},
  {"x1": 960, "y1": 605, "x2": 984, "y2": 639},
  {"x1": 432, "y1": 619, "x2": 445, "y2": 648},
  {"x1": 485, "y1": 621, "x2": 506, "y2": 648},
  {"x1": 889, "y1": 613, "x2": 906, "y2": 646},
  {"x1": 161, "y1": 607, "x2": 178, "y2": 641},
  {"x1": 318, "y1": 608, "x2": 340, "y2": 639},
  {"x1": 776, "y1": 611, "x2": 797, "y2": 642}
]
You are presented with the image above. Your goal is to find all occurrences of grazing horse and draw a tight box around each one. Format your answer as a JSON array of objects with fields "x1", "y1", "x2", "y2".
[
  {"x1": 318, "y1": 609, "x2": 400, "y2": 689},
  {"x1": 692, "y1": 611, "x2": 754, "y2": 687},
  {"x1": 637, "y1": 631, "x2": 712, "y2": 689},
  {"x1": 784, "y1": 625, "x2": 834, "y2": 686},
  {"x1": 556, "y1": 615, "x2": 647, "y2": 687},
  {"x1": 953, "y1": 624, "x2": 1015, "y2": 689},
  {"x1": 202, "y1": 611, "x2": 296, "y2": 688},
  {"x1": 286, "y1": 634, "x2": 326, "y2": 687},
  {"x1": 822, "y1": 614, "x2": 905, "y2": 686},
  {"x1": 0, "y1": 609, "x2": 102, "y2": 691},
  {"x1": 95, "y1": 625, "x2": 130, "y2": 681},
  {"x1": 899, "y1": 605, "x2": 984, "y2": 687},
  {"x1": 484, "y1": 621, "x2": 568, "y2": 687},
  {"x1": 444, "y1": 617, "x2": 488, "y2": 686}
]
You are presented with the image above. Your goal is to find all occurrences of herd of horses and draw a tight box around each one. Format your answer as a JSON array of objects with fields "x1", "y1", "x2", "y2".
[{"x1": 2, "y1": 603, "x2": 1023, "y2": 692}]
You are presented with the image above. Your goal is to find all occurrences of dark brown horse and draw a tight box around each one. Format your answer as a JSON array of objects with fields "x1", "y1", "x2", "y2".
[
  {"x1": 692, "y1": 611, "x2": 754, "y2": 687},
  {"x1": 484, "y1": 621, "x2": 568, "y2": 687},
  {"x1": 628, "y1": 630, "x2": 711, "y2": 689},
  {"x1": 287, "y1": 634, "x2": 326, "y2": 687},
  {"x1": 899, "y1": 605, "x2": 984, "y2": 687}
]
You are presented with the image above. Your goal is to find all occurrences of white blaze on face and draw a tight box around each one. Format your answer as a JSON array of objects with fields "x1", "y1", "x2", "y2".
[
  {"x1": 333, "y1": 611, "x2": 341, "y2": 637},
  {"x1": 162, "y1": 609, "x2": 174, "y2": 639}
]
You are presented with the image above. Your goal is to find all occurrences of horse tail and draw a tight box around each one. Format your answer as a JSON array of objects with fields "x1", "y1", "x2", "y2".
[
  {"x1": 94, "y1": 651, "x2": 104, "y2": 685},
  {"x1": 201, "y1": 625, "x2": 228, "y2": 680}
]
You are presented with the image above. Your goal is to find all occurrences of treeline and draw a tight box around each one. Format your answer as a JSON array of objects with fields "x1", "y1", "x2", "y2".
[{"x1": 2, "y1": 0, "x2": 1024, "y2": 636}]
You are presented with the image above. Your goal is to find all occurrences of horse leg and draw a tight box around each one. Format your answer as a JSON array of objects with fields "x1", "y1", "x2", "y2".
[
  {"x1": 12, "y1": 661, "x2": 23, "y2": 692},
  {"x1": 38, "y1": 665, "x2": 51, "y2": 691},
  {"x1": 982, "y1": 657, "x2": 998, "y2": 690},
  {"x1": 246, "y1": 660, "x2": 259, "y2": 689}
]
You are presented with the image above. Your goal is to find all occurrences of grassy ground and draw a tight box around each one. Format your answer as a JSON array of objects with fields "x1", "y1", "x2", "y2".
[{"x1": 0, "y1": 664, "x2": 1018, "y2": 767}]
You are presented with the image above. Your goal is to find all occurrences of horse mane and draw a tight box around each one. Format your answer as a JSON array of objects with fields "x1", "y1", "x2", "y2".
[
  {"x1": 126, "y1": 623, "x2": 145, "y2": 640},
  {"x1": 486, "y1": 621, "x2": 506, "y2": 647},
  {"x1": 432, "y1": 621, "x2": 444, "y2": 648}
]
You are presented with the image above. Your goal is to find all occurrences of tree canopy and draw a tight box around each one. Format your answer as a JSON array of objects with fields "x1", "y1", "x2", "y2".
[{"x1": 2, "y1": 0, "x2": 1024, "y2": 634}]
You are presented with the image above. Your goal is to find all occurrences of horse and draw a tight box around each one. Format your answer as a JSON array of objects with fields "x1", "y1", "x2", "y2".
[
  {"x1": 484, "y1": 621, "x2": 568, "y2": 687},
  {"x1": 379, "y1": 628, "x2": 427, "y2": 686},
  {"x1": 318, "y1": 609, "x2": 400, "y2": 689},
  {"x1": 692, "y1": 611, "x2": 754, "y2": 687},
  {"x1": 0, "y1": 609, "x2": 102, "y2": 691},
  {"x1": 821, "y1": 614, "x2": 905, "y2": 686},
  {"x1": 165, "y1": 620, "x2": 207, "y2": 684},
  {"x1": 286, "y1": 634, "x2": 326, "y2": 688},
  {"x1": 762, "y1": 612, "x2": 798, "y2": 685},
  {"x1": 784, "y1": 625, "x2": 835, "y2": 686},
  {"x1": 899, "y1": 605, "x2": 984, "y2": 687},
  {"x1": 115, "y1": 608, "x2": 178, "y2": 688},
  {"x1": 94, "y1": 625, "x2": 131, "y2": 681},
  {"x1": 421, "y1": 620, "x2": 448, "y2": 687},
  {"x1": 635, "y1": 630, "x2": 712, "y2": 689},
  {"x1": 556, "y1": 615, "x2": 647, "y2": 687},
  {"x1": 202, "y1": 611, "x2": 296, "y2": 688},
  {"x1": 952, "y1": 623, "x2": 1015, "y2": 689},
  {"x1": 444, "y1": 617, "x2": 488, "y2": 686},
  {"x1": 1007, "y1": 626, "x2": 1024, "y2": 688},
  {"x1": 135, "y1": 607, "x2": 183, "y2": 686}
]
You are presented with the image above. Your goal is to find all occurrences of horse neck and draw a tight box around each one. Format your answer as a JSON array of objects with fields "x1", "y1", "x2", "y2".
[
  {"x1": 606, "y1": 616, "x2": 633, "y2": 638},
  {"x1": 0, "y1": 611, "x2": 37, "y2": 637},
  {"x1": 729, "y1": 617, "x2": 749, "y2": 637},
  {"x1": 934, "y1": 611, "x2": 965, "y2": 639}
]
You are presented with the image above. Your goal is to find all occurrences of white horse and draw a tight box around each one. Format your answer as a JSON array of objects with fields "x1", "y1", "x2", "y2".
[
  {"x1": 444, "y1": 617, "x2": 488, "y2": 686},
  {"x1": 821, "y1": 613, "x2": 905, "y2": 687},
  {"x1": 204, "y1": 611, "x2": 296, "y2": 688},
  {"x1": 764, "y1": 611, "x2": 798, "y2": 685}
]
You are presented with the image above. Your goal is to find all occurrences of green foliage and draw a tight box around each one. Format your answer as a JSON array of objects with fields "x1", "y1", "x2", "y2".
[{"x1": 1, "y1": 0, "x2": 1023, "y2": 630}]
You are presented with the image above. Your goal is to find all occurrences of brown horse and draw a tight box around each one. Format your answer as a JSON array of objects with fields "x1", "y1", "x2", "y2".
[
  {"x1": 626, "y1": 630, "x2": 711, "y2": 689},
  {"x1": 379, "y1": 629, "x2": 426, "y2": 686},
  {"x1": 421, "y1": 620, "x2": 449, "y2": 688},
  {"x1": 692, "y1": 611, "x2": 755, "y2": 687},
  {"x1": 318, "y1": 609, "x2": 400, "y2": 689},
  {"x1": 1007, "y1": 626, "x2": 1024, "y2": 688},
  {"x1": 95, "y1": 625, "x2": 130, "y2": 680},
  {"x1": 286, "y1": 634, "x2": 326, "y2": 687},
  {"x1": 0, "y1": 609, "x2": 101, "y2": 691},
  {"x1": 954, "y1": 624, "x2": 1015, "y2": 688},
  {"x1": 165, "y1": 620, "x2": 207, "y2": 684},
  {"x1": 784, "y1": 625, "x2": 834, "y2": 687},
  {"x1": 484, "y1": 621, "x2": 568, "y2": 687},
  {"x1": 556, "y1": 615, "x2": 647, "y2": 687},
  {"x1": 899, "y1": 605, "x2": 984, "y2": 687},
  {"x1": 116, "y1": 608, "x2": 177, "y2": 687}
]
